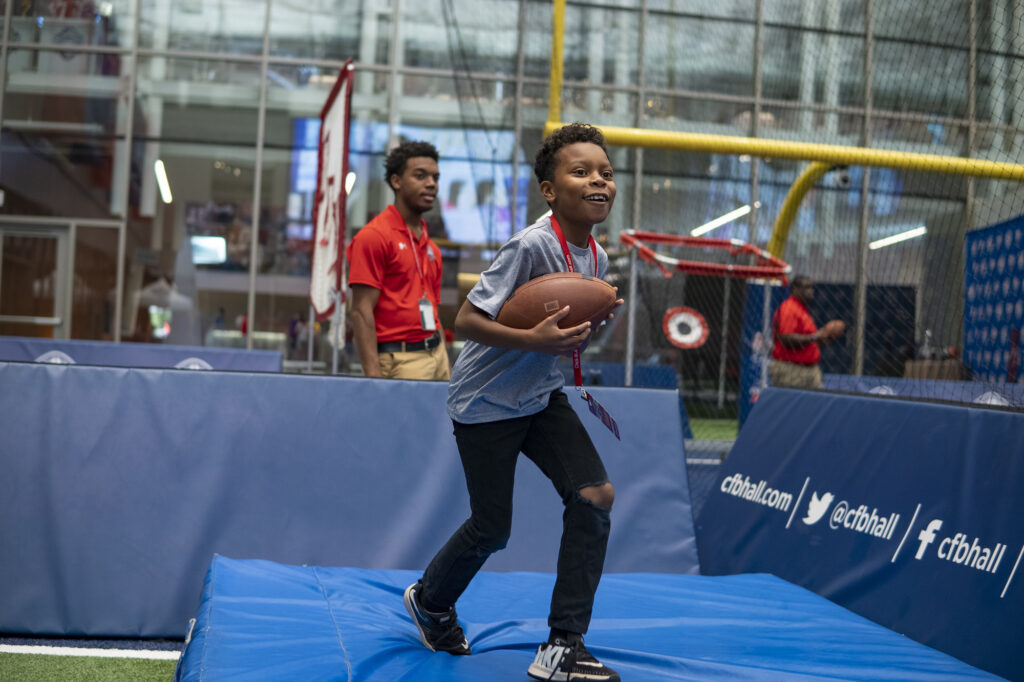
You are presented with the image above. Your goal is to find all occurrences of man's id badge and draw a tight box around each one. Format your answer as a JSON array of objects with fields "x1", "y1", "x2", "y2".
[
  {"x1": 418, "y1": 298, "x2": 436, "y2": 331},
  {"x1": 581, "y1": 389, "x2": 620, "y2": 440}
]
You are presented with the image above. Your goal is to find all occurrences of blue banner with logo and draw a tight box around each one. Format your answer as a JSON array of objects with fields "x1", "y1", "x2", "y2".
[
  {"x1": 0, "y1": 335, "x2": 282, "y2": 371},
  {"x1": 0, "y1": 362, "x2": 695, "y2": 637},
  {"x1": 696, "y1": 388, "x2": 1024, "y2": 681},
  {"x1": 965, "y1": 214, "x2": 1024, "y2": 385}
]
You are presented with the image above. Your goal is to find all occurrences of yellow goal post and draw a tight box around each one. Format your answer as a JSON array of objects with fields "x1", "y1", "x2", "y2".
[{"x1": 544, "y1": 0, "x2": 1024, "y2": 260}]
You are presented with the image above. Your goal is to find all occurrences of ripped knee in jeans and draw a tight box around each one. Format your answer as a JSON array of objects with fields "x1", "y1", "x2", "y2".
[{"x1": 577, "y1": 482, "x2": 615, "y2": 510}]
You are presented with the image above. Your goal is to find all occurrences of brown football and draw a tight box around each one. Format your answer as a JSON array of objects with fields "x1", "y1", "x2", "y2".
[
  {"x1": 822, "y1": 319, "x2": 846, "y2": 338},
  {"x1": 496, "y1": 272, "x2": 618, "y2": 330}
]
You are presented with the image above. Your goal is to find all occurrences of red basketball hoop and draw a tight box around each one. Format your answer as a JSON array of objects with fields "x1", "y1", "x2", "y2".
[{"x1": 620, "y1": 230, "x2": 790, "y2": 283}]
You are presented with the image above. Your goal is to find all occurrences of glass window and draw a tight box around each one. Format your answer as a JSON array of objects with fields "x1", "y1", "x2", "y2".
[
  {"x1": 872, "y1": 41, "x2": 968, "y2": 118},
  {"x1": 761, "y1": 26, "x2": 864, "y2": 108},
  {"x1": 394, "y1": 71, "x2": 516, "y2": 122},
  {"x1": 400, "y1": 0, "x2": 520, "y2": 75},
  {"x1": 976, "y1": 0, "x2": 1014, "y2": 54},
  {"x1": 72, "y1": 225, "x2": 119, "y2": 340},
  {"x1": 257, "y1": 65, "x2": 367, "y2": 297},
  {"x1": 2, "y1": 48, "x2": 126, "y2": 218},
  {"x1": 0, "y1": 226, "x2": 64, "y2": 338},
  {"x1": 135, "y1": 56, "x2": 262, "y2": 146},
  {"x1": 8, "y1": 0, "x2": 132, "y2": 50},
  {"x1": 973, "y1": 123, "x2": 1024, "y2": 164},
  {"x1": 764, "y1": 0, "x2": 865, "y2": 33},
  {"x1": 406, "y1": 122, "x2": 530, "y2": 245},
  {"x1": 976, "y1": 52, "x2": 1021, "y2": 126},
  {"x1": 640, "y1": 94, "x2": 751, "y2": 134},
  {"x1": 123, "y1": 140, "x2": 258, "y2": 346},
  {"x1": 522, "y1": 0, "x2": 552, "y2": 79},
  {"x1": 562, "y1": 4, "x2": 640, "y2": 85},
  {"x1": 759, "y1": 105, "x2": 864, "y2": 146},
  {"x1": 561, "y1": 86, "x2": 638, "y2": 129},
  {"x1": 872, "y1": 1, "x2": 968, "y2": 49},
  {"x1": 138, "y1": 0, "x2": 266, "y2": 55},
  {"x1": 972, "y1": 176, "x2": 1024, "y2": 224},
  {"x1": 871, "y1": 115, "x2": 967, "y2": 159},
  {"x1": 644, "y1": 14, "x2": 754, "y2": 96},
  {"x1": 647, "y1": 0, "x2": 756, "y2": 21},
  {"x1": 263, "y1": 64, "x2": 353, "y2": 148},
  {"x1": 251, "y1": 139, "x2": 314, "y2": 357},
  {"x1": 268, "y1": 0, "x2": 364, "y2": 62}
]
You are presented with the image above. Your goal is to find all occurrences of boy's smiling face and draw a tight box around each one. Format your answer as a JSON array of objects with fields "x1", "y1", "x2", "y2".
[{"x1": 541, "y1": 142, "x2": 616, "y2": 231}]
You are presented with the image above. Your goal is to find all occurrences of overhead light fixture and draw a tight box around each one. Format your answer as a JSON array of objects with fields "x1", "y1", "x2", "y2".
[
  {"x1": 154, "y1": 159, "x2": 173, "y2": 204},
  {"x1": 869, "y1": 225, "x2": 926, "y2": 250},
  {"x1": 691, "y1": 204, "x2": 752, "y2": 236},
  {"x1": 345, "y1": 171, "x2": 357, "y2": 195}
]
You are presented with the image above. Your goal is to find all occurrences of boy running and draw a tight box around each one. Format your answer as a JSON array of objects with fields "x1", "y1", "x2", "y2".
[{"x1": 404, "y1": 122, "x2": 622, "y2": 682}]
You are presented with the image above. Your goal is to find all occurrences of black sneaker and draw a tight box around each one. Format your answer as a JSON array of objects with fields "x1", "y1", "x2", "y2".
[
  {"x1": 403, "y1": 582, "x2": 471, "y2": 655},
  {"x1": 527, "y1": 635, "x2": 620, "y2": 681}
]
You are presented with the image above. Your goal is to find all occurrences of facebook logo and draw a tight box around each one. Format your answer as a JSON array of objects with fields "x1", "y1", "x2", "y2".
[{"x1": 915, "y1": 519, "x2": 943, "y2": 559}]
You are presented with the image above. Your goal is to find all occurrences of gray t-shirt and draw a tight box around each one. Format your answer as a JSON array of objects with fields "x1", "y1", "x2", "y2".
[{"x1": 446, "y1": 216, "x2": 609, "y2": 424}]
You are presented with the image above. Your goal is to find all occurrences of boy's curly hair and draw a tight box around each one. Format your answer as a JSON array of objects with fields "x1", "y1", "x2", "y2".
[
  {"x1": 533, "y1": 122, "x2": 608, "y2": 184},
  {"x1": 385, "y1": 140, "x2": 440, "y2": 184}
]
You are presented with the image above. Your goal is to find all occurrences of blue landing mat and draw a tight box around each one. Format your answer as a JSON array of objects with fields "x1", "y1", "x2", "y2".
[{"x1": 175, "y1": 556, "x2": 998, "y2": 681}]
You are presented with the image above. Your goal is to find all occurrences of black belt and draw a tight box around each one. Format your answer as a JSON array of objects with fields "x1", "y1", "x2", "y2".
[{"x1": 377, "y1": 331, "x2": 441, "y2": 353}]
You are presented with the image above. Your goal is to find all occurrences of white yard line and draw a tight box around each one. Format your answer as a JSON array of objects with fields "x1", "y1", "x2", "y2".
[{"x1": 0, "y1": 644, "x2": 180, "y2": 660}]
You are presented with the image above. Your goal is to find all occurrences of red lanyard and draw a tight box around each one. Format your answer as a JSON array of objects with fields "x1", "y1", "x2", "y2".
[
  {"x1": 404, "y1": 224, "x2": 429, "y2": 299},
  {"x1": 550, "y1": 216, "x2": 597, "y2": 276},
  {"x1": 550, "y1": 216, "x2": 597, "y2": 391}
]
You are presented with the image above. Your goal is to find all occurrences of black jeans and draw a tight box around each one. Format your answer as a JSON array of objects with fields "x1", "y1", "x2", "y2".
[{"x1": 419, "y1": 390, "x2": 611, "y2": 634}]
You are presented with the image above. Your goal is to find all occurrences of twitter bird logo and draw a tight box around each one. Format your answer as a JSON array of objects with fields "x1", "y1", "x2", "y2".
[{"x1": 802, "y1": 491, "x2": 834, "y2": 525}]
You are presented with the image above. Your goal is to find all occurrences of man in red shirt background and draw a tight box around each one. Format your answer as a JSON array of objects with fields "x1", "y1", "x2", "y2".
[
  {"x1": 347, "y1": 141, "x2": 450, "y2": 380},
  {"x1": 770, "y1": 275, "x2": 843, "y2": 389}
]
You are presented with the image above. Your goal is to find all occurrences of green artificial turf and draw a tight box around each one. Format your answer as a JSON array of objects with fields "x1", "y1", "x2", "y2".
[
  {"x1": 687, "y1": 418, "x2": 738, "y2": 441},
  {"x1": 0, "y1": 653, "x2": 177, "y2": 682}
]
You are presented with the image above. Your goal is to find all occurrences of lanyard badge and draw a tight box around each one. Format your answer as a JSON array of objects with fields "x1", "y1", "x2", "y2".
[
  {"x1": 405, "y1": 225, "x2": 436, "y2": 332},
  {"x1": 550, "y1": 217, "x2": 620, "y2": 440}
]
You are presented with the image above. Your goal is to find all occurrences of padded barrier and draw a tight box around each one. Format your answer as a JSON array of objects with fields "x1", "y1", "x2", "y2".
[
  {"x1": 696, "y1": 387, "x2": 1024, "y2": 681},
  {"x1": 557, "y1": 359, "x2": 694, "y2": 438},
  {"x1": 824, "y1": 371, "x2": 1024, "y2": 406},
  {"x1": 0, "y1": 335, "x2": 282, "y2": 371},
  {"x1": 0, "y1": 361, "x2": 696, "y2": 637},
  {"x1": 174, "y1": 555, "x2": 999, "y2": 681}
]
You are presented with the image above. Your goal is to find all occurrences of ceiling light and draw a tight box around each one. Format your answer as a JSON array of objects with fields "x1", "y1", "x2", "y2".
[
  {"x1": 691, "y1": 205, "x2": 751, "y2": 236},
  {"x1": 154, "y1": 159, "x2": 173, "y2": 204},
  {"x1": 869, "y1": 226, "x2": 926, "y2": 250}
]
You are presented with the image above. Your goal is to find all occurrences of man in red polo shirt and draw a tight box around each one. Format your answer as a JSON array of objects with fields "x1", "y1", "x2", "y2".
[
  {"x1": 348, "y1": 141, "x2": 450, "y2": 380},
  {"x1": 769, "y1": 275, "x2": 841, "y2": 389}
]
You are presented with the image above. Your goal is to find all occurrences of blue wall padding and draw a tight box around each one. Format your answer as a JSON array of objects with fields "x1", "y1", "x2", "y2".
[
  {"x1": 824, "y1": 371, "x2": 1024, "y2": 405},
  {"x1": 174, "y1": 556, "x2": 999, "y2": 682},
  {"x1": 557, "y1": 360, "x2": 694, "y2": 438},
  {"x1": 0, "y1": 335, "x2": 282, "y2": 371},
  {"x1": 697, "y1": 388, "x2": 1024, "y2": 682},
  {"x1": 0, "y1": 361, "x2": 696, "y2": 637}
]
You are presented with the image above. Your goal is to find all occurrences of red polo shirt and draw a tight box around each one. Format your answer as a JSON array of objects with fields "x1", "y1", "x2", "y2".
[
  {"x1": 771, "y1": 296, "x2": 820, "y2": 365},
  {"x1": 347, "y1": 205, "x2": 443, "y2": 343}
]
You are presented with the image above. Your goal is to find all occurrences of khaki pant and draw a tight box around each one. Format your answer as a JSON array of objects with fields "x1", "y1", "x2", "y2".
[
  {"x1": 378, "y1": 341, "x2": 451, "y2": 381},
  {"x1": 769, "y1": 359, "x2": 823, "y2": 389}
]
